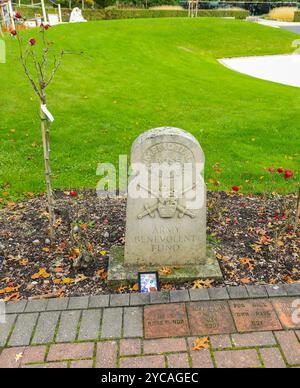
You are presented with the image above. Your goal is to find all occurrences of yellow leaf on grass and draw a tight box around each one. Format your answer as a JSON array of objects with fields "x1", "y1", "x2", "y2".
[
  {"x1": 239, "y1": 257, "x2": 255, "y2": 271},
  {"x1": 192, "y1": 337, "x2": 210, "y2": 351},
  {"x1": 192, "y1": 279, "x2": 214, "y2": 289},
  {"x1": 117, "y1": 285, "x2": 128, "y2": 294},
  {"x1": 0, "y1": 285, "x2": 20, "y2": 294},
  {"x1": 15, "y1": 353, "x2": 23, "y2": 362},
  {"x1": 74, "y1": 274, "x2": 88, "y2": 283},
  {"x1": 159, "y1": 266, "x2": 172, "y2": 276},
  {"x1": 131, "y1": 283, "x2": 139, "y2": 292},
  {"x1": 240, "y1": 278, "x2": 251, "y2": 284},
  {"x1": 31, "y1": 268, "x2": 50, "y2": 280},
  {"x1": 63, "y1": 278, "x2": 74, "y2": 284}
]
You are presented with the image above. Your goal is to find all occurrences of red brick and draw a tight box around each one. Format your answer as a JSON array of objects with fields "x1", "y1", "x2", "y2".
[
  {"x1": 167, "y1": 353, "x2": 189, "y2": 368},
  {"x1": 188, "y1": 301, "x2": 236, "y2": 336},
  {"x1": 143, "y1": 338, "x2": 187, "y2": 354},
  {"x1": 214, "y1": 349, "x2": 261, "y2": 368},
  {"x1": 210, "y1": 335, "x2": 232, "y2": 349},
  {"x1": 260, "y1": 348, "x2": 286, "y2": 369},
  {"x1": 191, "y1": 350, "x2": 214, "y2": 368},
  {"x1": 275, "y1": 331, "x2": 300, "y2": 365},
  {"x1": 229, "y1": 299, "x2": 282, "y2": 333},
  {"x1": 120, "y1": 355, "x2": 165, "y2": 368},
  {"x1": 96, "y1": 341, "x2": 117, "y2": 368},
  {"x1": 70, "y1": 360, "x2": 93, "y2": 368},
  {"x1": 120, "y1": 339, "x2": 141, "y2": 356},
  {"x1": 21, "y1": 346, "x2": 47, "y2": 365},
  {"x1": 273, "y1": 298, "x2": 300, "y2": 329},
  {"x1": 232, "y1": 332, "x2": 276, "y2": 348},
  {"x1": 0, "y1": 347, "x2": 25, "y2": 368},
  {"x1": 47, "y1": 343, "x2": 94, "y2": 361},
  {"x1": 144, "y1": 303, "x2": 189, "y2": 339}
]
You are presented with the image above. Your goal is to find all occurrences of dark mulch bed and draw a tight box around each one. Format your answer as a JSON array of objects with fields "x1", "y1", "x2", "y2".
[{"x1": 0, "y1": 190, "x2": 299, "y2": 300}]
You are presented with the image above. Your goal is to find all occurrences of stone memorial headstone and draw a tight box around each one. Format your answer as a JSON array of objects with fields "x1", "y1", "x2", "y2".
[
  {"x1": 69, "y1": 7, "x2": 87, "y2": 23},
  {"x1": 48, "y1": 14, "x2": 59, "y2": 26},
  {"x1": 107, "y1": 127, "x2": 222, "y2": 285}
]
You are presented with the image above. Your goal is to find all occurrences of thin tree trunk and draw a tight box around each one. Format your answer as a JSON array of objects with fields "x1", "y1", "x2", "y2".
[{"x1": 40, "y1": 100, "x2": 55, "y2": 239}]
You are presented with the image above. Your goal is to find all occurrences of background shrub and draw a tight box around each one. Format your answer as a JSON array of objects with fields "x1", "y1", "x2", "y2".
[{"x1": 268, "y1": 6, "x2": 297, "y2": 21}]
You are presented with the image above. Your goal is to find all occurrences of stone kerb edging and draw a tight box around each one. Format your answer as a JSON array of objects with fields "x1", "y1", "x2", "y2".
[{"x1": 3, "y1": 284, "x2": 300, "y2": 314}]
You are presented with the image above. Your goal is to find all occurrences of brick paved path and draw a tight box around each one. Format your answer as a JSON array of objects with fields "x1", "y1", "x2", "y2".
[{"x1": 1, "y1": 284, "x2": 300, "y2": 368}]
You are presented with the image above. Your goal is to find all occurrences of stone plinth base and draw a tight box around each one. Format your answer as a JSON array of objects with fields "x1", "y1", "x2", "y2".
[{"x1": 107, "y1": 245, "x2": 223, "y2": 287}]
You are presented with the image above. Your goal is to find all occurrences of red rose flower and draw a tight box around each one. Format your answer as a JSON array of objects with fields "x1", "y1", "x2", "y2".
[
  {"x1": 268, "y1": 167, "x2": 275, "y2": 173},
  {"x1": 41, "y1": 23, "x2": 50, "y2": 30},
  {"x1": 277, "y1": 167, "x2": 284, "y2": 173},
  {"x1": 29, "y1": 38, "x2": 36, "y2": 46},
  {"x1": 15, "y1": 12, "x2": 22, "y2": 19},
  {"x1": 284, "y1": 169, "x2": 293, "y2": 179},
  {"x1": 69, "y1": 191, "x2": 78, "y2": 197},
  {"x1": 10, "y1": 30, "x2": 17, "y2": 36},
  {"x1": 232, "y1": 186, "x2": 239, "y2": 192}
]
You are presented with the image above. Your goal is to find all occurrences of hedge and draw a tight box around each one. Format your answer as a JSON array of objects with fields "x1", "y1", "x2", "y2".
[
  {"x1": 294, "y1": 10, "x2": 300, "y2": 21},
  {"x1": 15, "y1": 7, "x2": 249, "y2": 21}
]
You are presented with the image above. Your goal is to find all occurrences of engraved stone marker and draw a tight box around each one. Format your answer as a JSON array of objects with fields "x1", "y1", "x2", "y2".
[
  {"x1": 188, "y1": 301, "x2": 236, "y2": 335},
  {"x1": 144, "y1": 303, "x2": 189, "y2": 338},
  {"x1": 229, "y1": 299, "x2": 282, "y2": 333},
  {"x1": 107, "y1": 127, "x2": 222, "y2": 285},
  {"x1": 125, "y1": 127, "x2": 206, "y2": 266}
]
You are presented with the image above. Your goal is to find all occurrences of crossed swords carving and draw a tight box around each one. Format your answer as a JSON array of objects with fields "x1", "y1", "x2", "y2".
[{"x1": 137, "y1": 183, "x2": 196, "y2": 219}]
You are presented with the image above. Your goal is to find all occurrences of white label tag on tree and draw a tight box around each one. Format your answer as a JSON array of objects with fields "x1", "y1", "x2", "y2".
[{"x1": 41, "y1": 104, "x2": 54, "y2": 122}]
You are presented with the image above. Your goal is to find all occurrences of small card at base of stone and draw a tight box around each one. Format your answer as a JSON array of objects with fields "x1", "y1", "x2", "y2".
[{"x1": 138, "y1": 271, "x2": 160, "y2": 293}]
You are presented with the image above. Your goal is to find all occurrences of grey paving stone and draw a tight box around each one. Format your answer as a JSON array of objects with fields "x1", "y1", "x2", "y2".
[
  {"x1": 110, "y1": 294, "x2": 130, "y2": 307},
  {"x1": 89, "y1": 295, "x2": 110, "y2": 308},
  {"x1": 46, "y1": 298, "x2": 69, "y2": 311},
  {"x1": 170, "y1": 290, "x2": 190, "y2": 303},
  {"x1": 130, "y1": 293, "x2": 150, "y2": 306},
  {"x1": 25, "y1": 300, "x2": 48, "y2": 313},
  {"x1": 78, "y1": 309, "x2": 102, "y2": 340},
  {"x1": 266, "y1": 285, "x2": 288, "y2": 298},
  {"x1": 189, "y1": 288, "x2": 210, "y2": 301},
  {"x1": 5, "y1": 300, "x2": 27, "y2": 314},
  {"x1": 208, "y1": 288, "x2": 229, "y2": 300},
  {"x1": 123, "y1": 307, "x2": 143, "y2": 338},
  {"x1": 0, "y1": 314, "x2": 16, "y2": 347},
  {"x1": 284, "y1": 284, "x2": 300, "y2": 296},
  {"x1": 68, "y1": 296, "x2": 89, "y2": 310},
  {"x1": 32, "y1": 311, "x2": 60, "y2": 344},
  {"x1": 101, "y1": 308, "x2": 123, "y2": 338},
  {"x1": 246, "y1": 285, "x2": 268, "y2": 299},
  {"x1": 9, "y1": 313, "x2": 38, "y2": 346},
  {"x1": 56, "y1": 310, "x2": 81, "y2": 342},
  {"x1": 228, "y1": 286, "x2": 249, "y2": 300},
  {"x1": 150, "y1": 292, "x2": 170, "y2": 304}
]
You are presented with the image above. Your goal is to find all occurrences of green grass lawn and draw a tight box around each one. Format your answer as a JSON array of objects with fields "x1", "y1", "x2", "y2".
[{"x1": 0, "y1": 17, "x2": 299, "y2": 201}]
